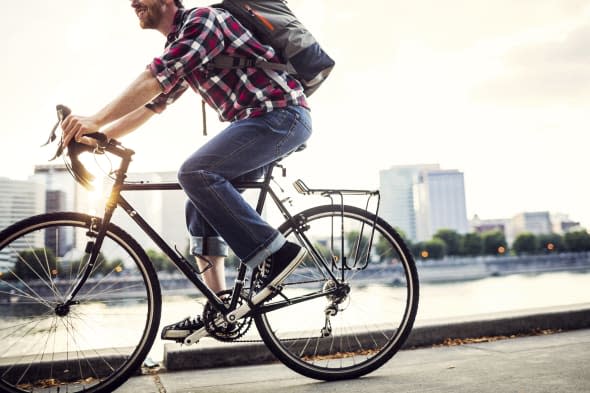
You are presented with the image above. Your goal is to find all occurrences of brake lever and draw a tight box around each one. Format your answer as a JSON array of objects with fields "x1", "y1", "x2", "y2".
[{"x1": 44, "y1": 105, "x2": 72, "y2": 161}]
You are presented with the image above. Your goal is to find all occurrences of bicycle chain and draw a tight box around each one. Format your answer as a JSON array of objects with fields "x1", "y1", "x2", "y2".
[{"x1": 207, "y1": 278, "x2": 332, "y2": 344}]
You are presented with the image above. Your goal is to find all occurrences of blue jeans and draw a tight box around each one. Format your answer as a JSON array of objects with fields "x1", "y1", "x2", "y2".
[{"x1": 178, "y1": 106, "x2": 312, "y2": 267}]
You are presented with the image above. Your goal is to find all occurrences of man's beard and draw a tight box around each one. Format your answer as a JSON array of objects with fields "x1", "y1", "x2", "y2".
[{"x1": 137, "y1": 3, "x2": 164, "y2": 29}]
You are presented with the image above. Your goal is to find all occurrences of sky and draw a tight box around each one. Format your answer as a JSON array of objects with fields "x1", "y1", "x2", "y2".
[{"x1": 1, "y1": 0, "x2": 589, "y2": 229}]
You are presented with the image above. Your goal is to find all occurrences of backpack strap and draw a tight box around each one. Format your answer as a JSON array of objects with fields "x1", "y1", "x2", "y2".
[
  {"x1": 208, "y1": 55, "x2": 296, "y2": 93},
  {"x1": 209, "y1": 55, "x2": 295, "y2": 73}
]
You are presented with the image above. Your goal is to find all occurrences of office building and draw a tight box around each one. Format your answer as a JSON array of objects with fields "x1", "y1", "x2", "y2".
[
  {"x1": 0, "y1": 177, "x2": 45, "y2": 270},
  {"x1": 507, "y1": 211, "x2": 552, "y2": 244},
  {"x1": 379, "y1": 164, "x2": 439, "y2": 240},
  {"x1": 413, "y1": 169, "x2": 469, "y2": 241}
]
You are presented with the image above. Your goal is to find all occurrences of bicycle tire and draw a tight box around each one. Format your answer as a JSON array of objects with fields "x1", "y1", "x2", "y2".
[
  {"x1": 0, "y1": 212, "x2": 161, "y2": 393},
  {"x1": 254, "y1": 205, "x2": 419, "y2": 380}
]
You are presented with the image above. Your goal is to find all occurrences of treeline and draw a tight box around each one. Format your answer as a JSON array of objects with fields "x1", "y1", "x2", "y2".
[
  {"x1": 3, "y1": 249, "x2": 124, "y2": 281},
  {"x1": 406, "y1": 228, "x2": 590, "y2": 260}
]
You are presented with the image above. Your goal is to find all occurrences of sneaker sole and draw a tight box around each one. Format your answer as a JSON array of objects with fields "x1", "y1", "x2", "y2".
[{"x1": 251, "y1": 247, "x2": 307, "y2": 305}]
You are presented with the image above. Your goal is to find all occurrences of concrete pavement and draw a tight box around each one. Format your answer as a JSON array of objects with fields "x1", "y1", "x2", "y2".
[
  {"x1": 117, "y1": 328, "x2": 590, "y2": 393},
  {"x1": 164, "y1": 304, "x2": 590, "y2": 371}
]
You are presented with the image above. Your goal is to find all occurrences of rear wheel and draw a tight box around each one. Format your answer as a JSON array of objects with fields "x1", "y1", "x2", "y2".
[
  {"x1": 255, "y1": 205, "x2": 419, "y2": 380},
  {"x1": 0, "y1": 212, "x2": 161, "y2": 393}
]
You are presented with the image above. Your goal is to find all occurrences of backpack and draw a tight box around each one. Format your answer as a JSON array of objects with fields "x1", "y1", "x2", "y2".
[{"x1": 210, "y1": 0, "x2": 335, "y2": 96}]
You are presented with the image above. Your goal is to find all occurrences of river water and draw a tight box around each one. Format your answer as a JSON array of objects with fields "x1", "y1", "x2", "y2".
[
  {"x1": 148, "y1": 270, "x2": 590, "y2": 361},
  {"x1": 2, "y1": 271, "x2": 589, "y2": 363}
]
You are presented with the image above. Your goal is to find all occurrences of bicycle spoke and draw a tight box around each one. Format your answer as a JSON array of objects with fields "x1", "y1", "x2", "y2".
[
  {"x1": 0, "y1": 213, "x2": 160, "y2": 392},
  {"x1": 256, "y1": 205, "x2": 419, "y2": 380},
  {"x1": 20, "y1": 238, "x2": 63, "y2": 301}
]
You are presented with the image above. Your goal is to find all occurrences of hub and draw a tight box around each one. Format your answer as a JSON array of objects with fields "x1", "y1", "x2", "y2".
[
  {"x1": 54, "y1": 303, "x2": 71, "y2": 317},
  {"x1": 323, "y1": 280, "x2": 350, "y2": 304}
]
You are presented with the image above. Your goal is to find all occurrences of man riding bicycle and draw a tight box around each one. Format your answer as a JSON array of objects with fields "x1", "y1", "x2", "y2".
[{"x1": 61, "y1": 0, "x2": 311, "y2": 342}]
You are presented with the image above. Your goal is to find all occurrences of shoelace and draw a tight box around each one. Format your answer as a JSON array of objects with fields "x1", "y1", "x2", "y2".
[
  {"x1": 260, "y1": 258, "x2": 271, "y2": 278},
  {"x1": 252, "y1": 258, "x2": 272, "y2": 291},
  {"x1": 176, "y1": 315, "x2": 203, "y2": 329}
]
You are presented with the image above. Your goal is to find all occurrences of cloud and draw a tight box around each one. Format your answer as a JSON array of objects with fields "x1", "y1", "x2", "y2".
[{"x1": 472, "y1": 22, "x2": 590, "y2": 105}]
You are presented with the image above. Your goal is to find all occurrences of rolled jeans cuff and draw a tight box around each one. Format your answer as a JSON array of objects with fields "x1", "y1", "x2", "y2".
[
  {"x1": 243, "y1": 233, "x2": 286, "y2": 268},
  {"x1": 190, "y1": 236, "x2": 229, "y2": 257}
]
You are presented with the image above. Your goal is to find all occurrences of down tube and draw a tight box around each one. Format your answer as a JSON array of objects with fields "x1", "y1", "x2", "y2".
[{"x1": 117, "y1": 195, "x2": 226, "y2": 311}]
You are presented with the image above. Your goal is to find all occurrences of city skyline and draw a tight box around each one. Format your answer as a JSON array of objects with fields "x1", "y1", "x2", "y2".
[
  {"x1": 1, "y1": 162, "x2": 585, "y2": 236},
  {"x1": 1, "y1": 1, "x2": 589, "y2": 231}
]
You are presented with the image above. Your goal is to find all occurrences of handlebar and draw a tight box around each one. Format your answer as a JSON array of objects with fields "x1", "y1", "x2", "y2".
[{"x1": 43, "y1": 105, "x2": 135, "y2": 190}]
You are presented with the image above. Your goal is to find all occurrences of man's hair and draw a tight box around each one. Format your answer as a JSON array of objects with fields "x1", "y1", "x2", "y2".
[{"x1": 174, "y1": 0, "x2": 184, "y2": 8}]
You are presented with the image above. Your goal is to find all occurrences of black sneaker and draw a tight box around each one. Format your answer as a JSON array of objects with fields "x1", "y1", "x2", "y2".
[
  {"x1": 252, "y1": 242, "x2": 306, "y2": 305},
  {"x1": 161, "y1": 315, "x2": 205, "y2": 342}
]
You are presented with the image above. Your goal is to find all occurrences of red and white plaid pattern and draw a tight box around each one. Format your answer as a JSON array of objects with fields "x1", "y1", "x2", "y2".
[{"x1": 146, "y1": 7, "x2": 308, "y2": 122}]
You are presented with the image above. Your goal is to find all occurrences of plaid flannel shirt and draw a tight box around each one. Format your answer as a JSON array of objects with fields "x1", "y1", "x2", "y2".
[{"x1": 146, "y1": 7, "x2": 308, "y2": 122}]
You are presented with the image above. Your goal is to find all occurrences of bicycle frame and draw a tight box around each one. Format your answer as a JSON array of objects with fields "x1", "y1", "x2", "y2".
[{"x1": 62, "y1": 139, "x2": 346, "y2": 320}]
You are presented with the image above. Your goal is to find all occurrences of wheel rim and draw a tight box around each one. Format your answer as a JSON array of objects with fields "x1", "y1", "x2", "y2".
[
  {"x1": 256, "y1": 207, "x2": 418, "y2": 377},
  {"x1": 0, "y1": 216, "x2": 158, "y2": 392}
]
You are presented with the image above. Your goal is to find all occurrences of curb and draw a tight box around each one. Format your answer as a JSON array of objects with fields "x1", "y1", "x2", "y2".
[
  {"x1": 163, "y1": 306, "x2": 590, "y2": 371},
  {"x1": 404, "y1": 307, "x2": 590, "y2": 348}
]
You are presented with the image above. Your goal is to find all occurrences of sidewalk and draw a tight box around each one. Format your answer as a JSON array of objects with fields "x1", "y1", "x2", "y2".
[
  {"x1": 164, "y1": 303, "x2": 590, "y2": 370},
  {"x1": 118, "y1": 328, "x2": 590, "y2": 392}
]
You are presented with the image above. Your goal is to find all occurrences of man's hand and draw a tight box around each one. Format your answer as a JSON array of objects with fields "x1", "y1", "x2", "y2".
[{"x1": 61, "y1": 114, "x2": 102, "y2": 147}]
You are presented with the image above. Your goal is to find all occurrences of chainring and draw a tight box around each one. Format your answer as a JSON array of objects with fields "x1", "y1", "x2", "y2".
[{"x1": 203, "y1": 289, "x2": 253, "y2": 342}]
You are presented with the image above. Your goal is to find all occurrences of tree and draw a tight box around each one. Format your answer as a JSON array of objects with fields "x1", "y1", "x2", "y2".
[
  {"x1": 512, "y1": 233, "x2": 539, "y2": 254},
  {"x1": 12, "y1": 248, "x2": 57, "y2": 281},
  {"x1": 564, "y1": 230, "x2": 590, "y2": 252},
  {"x1": 375, "y1": 235, "x2": 395, "y2": 263},
  {"x1": 537, "y1": 233, "x2": 564, "y2": 253},
  {"x1": 411, "y1": 242, "x2": 425, "y2": 260},
  {"x1": 425, "y1": 238, "x2": 446, "y2": 260},
  {"x1": 346, "y1": 230, "x2": 370, "y2": 252},
  {"x1": 414, "y1": 239, "x2": 446, "y2": 260},
  {"x1": 147, "y1": 249, "x2": 177, "y2": 273},
  {"x1": 433, "y1": 229, "x2": 462, "y2": 256},
  {"x1": 482, "y1": 230, "x2": 508, "y2": 256},
  {"x1": 461, "y1": 232, "x2": 483, "y2": 256},
  {"x1": 83, "y1": 252, "x2": 117, "y2": 276}
]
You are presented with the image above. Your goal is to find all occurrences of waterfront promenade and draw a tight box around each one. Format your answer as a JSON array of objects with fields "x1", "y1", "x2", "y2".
[
  {"x1": 118, "y1": 328, "x2": 590, "y2": 392},
  {"x1": 113, "y1": 303, "x2": 590, "y2": 392}
]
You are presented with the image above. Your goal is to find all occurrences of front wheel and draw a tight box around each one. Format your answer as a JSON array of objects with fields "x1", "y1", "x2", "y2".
[
  {"x1": 0, "y1": 212, "x2": 161, "y2": 393},
  {"x1": 255, "y1": 205, "x2": 419, "y2": 380}
]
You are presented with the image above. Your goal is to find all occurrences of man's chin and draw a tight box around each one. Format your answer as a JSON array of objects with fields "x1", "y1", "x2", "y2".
[{"x1": 138, "y1": 19, "x2": 152, "y2": 29}]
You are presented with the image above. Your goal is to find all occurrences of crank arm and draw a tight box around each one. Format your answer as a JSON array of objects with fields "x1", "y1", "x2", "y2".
[{"x1": 184, "y1": 326, "x2": 210, "y2": 345}]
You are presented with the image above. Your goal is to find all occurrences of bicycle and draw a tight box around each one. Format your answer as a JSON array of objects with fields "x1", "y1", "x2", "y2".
[{"x1": 0, "y1": 105, "x2": 419, "y2": 393}]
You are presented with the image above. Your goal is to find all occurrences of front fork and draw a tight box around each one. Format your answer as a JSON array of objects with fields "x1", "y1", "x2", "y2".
[
  {"x1": 62, "y1": 172, "x2": 126, "y2": 307},
  {"x1": 62, "y1": 214, "x2": 113, "y2": 307}
]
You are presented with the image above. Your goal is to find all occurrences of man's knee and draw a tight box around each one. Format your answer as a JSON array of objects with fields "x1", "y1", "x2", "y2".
[{"x1": 178, "y1": 161, "x2": 209, "y2": 188}]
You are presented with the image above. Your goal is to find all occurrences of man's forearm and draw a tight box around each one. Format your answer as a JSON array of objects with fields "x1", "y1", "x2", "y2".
[
  {"x1": 94, "y1": 69, "x2": 162, "y2": 128},
  {"x1": 103, "y1": 106, "x2": 155, "y2": 141}
]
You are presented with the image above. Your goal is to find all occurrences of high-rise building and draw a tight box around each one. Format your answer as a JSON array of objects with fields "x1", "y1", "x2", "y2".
[
  {"x1": 0, "y1": 178, "x2": 45, "y2": 270},
  {"x1": 31, "y1": 164, "x2": 79, "y2": 211},
  {"x1": 379, "y1": 164, "x2": 439, "y2": 240},
  {"x1": 45, "y1": 190, "x2": 69, "y2": 257},
  {"x1": 31, "y1": 164, "x2": 84, "y2": 256},
  {"x1": 413, "y1": 169, "x2": 469, "y2": 241}
]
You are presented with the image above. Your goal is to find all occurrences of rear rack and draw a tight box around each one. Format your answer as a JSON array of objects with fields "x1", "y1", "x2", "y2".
[
  {"x1": 292, "y1": 179, "x2": 381, "y2": 271},
  {"x1": 293, "y1": 179, "x2": 379, "y2": 197}
]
